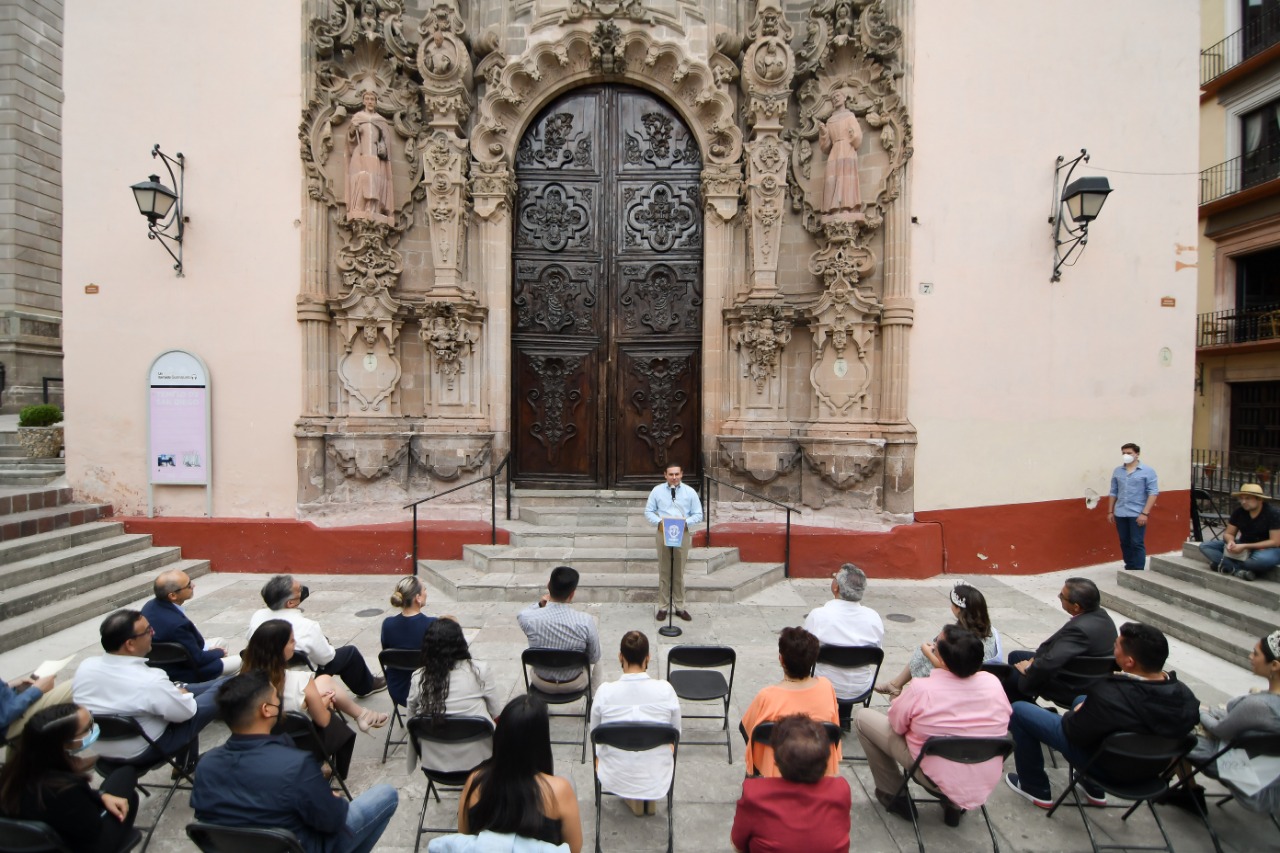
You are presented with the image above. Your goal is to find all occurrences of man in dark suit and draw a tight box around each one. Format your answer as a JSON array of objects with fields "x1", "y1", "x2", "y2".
[
  {"x1": 141, "y1": 569, "x2": 241, "y2": 683},
  {"x1": 1002, "y1": 577, "x2": 1116, "y2": 706}
]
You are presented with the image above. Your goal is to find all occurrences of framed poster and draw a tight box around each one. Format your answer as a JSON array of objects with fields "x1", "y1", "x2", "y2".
[{"x1": 147, "y1": 350, "x2": 212, "y2": 516}]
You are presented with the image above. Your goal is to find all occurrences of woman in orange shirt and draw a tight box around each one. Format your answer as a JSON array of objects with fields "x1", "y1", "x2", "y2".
[{"x1": 740, "y1": 627, "x2": 841, "y2": 776}]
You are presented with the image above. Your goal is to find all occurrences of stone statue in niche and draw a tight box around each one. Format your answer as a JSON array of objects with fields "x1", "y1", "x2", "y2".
[
  {"x1": 346, "y1": 91, "x2": 395, "y2": 225},
  {"x1": 817, "y1": 90, "x2": 864, "y2": 223}
]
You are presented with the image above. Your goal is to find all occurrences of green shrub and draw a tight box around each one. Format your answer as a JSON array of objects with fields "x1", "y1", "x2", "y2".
[{"x1": 18, "y1": 404, "x2": 62, "y2": 427}]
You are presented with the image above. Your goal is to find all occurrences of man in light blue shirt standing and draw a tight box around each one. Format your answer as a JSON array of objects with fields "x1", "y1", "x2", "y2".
[
  {"x1": 645, "y1": 463, "x2": 703, "y2": 622},
  {"x1": 1108, "y1": 442, "x2": 1159, "y2": 570}
]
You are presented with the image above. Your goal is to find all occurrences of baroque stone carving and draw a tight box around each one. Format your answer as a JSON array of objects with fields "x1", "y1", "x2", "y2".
[
  {"x1": 800, "y1": 437, "x2": 884, "y2": 493},
  {"x1": 409, "y1": 433, "x2": 491, "y2": 481},
  {"x1": 700, "y1": 163, "x2": 743, "y2": 222},
  {"x1": 418, "y1": 302, "x2": 475, "y2": 389},
  {"x1": 619, "y1": 262, "x2": 700, "y2": 334},
  {"x1": 326, "y1": 435, "x2": 410, "y2": 482},
  {"x1": 470, "y1": 160, "x2": 515, "y2": 220},
  {"x1": 346, "y1": 91, "x2": 396, "y2": 224},
  {"x1": 526, "y1": 355, "x2": 585, "y2": 465},
  {"x1": 717, "y1": 437, "x2": 802, "y2": 486},
  {"x1": 513, "y1": 261, "x2": 598, "y2": 334},
  {"x1": 630, "y1": 355, "x2": 690, "y2": 468},
  {"x1": 808, "y1": 275, "x2": 879, "y2": 419},
  {"x1": 734, "y1": 305, "x2": 793, "y2": 393}
]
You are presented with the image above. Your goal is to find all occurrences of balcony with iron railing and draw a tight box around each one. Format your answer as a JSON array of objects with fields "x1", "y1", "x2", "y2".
[
  {"x1": 1197, "y1": 303, "x2": 1280, "y2": 349},
  {"x1": 1202, "y1": 8, "x2": 1280, "y2": 89},
  {"x1": 1201, "y1": 141, "x2": 1280, "y2": 209}
]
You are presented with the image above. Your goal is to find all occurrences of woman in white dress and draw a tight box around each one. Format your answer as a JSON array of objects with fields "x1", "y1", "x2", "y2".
[
  {"x1": 875, "y1": 582, "x2": 1003, "y2": 698},
  {"x1": 590, "y1": 631, "x2": 681, "y2": 816}
]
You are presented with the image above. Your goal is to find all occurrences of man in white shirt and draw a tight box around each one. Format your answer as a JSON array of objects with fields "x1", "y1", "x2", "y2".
[
  {"x1": 803, "y1": 563, "x2": 885, "y2": 704},
  {"x1": 247, "y1": 575, "x2": 385, "y2": 697},
  {"x1": 73, "y1": 609, "x2": 222, "y2": 769},
  {"x1": 590, "y1": 630, "x2": 681, "y2": 816},
  {"x1": 644, "y1": 463, "x2": 703, "y2": 622}
]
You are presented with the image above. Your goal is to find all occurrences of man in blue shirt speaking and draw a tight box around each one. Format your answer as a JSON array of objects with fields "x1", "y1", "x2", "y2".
[
  {"x1": 645, "y1": 463, "x2": 703, "y2": 622},
  {"x1": 1107, "y1": 442, "x2": 1159, "y2": 571}
]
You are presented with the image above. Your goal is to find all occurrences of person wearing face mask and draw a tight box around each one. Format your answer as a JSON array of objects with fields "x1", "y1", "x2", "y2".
[
  {"x1": 248, "y1": 574, "x2": 386, "y2": 698},
  {"x1": 0, "y1": 702, "x2": 140, "y2": 853},
  {"x1": 1107, "y1": 442, "x2": 1159, "y2": 570}
]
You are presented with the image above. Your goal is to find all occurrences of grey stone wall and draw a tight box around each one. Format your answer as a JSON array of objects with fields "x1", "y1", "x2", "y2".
[{"x1": 0, "y1": 0, "x2": 63, "y2": 412}]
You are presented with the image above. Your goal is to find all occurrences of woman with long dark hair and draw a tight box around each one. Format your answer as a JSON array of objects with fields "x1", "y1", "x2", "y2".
[
  {"x1": 0, "y1": 703, "x2": 138, "y2": 853},
  {"x1": 876, "y1": 582, "x2": 1003, "y2": 697},
  {"x1": 457, "y1": 695, "x2": 582, "y2": 853},
  {"x1": 406, "y1": 617, "x2": 502, "y2": 772}
]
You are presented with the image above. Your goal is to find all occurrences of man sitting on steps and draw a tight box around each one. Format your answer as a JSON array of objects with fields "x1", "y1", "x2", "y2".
[{"x1": 1197, "y1": 483, "x2": 1280, "y2": 582}]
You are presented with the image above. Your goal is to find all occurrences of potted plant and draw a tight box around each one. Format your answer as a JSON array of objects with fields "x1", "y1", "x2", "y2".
[{"x1": 17, "y1": 404, "x2": 63, "y2": 459}]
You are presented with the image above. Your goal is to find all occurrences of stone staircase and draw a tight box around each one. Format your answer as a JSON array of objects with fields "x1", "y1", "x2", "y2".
[
  {"x1": 0, "y1": 484, "x2": 210, "y2": 653},
  {"x1": 0, "y1": 427, "x2": 64, "y2": 486},
  {"x1": 1102, "y1": 542, "x2": 1275, "y2": 664},
  {"x1": 420, "y1": 490, "x2": 785, "y2": 603}
]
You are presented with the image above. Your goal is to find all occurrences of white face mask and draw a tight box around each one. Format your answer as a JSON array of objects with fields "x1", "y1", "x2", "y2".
[{"x1": 1121, "y1": 454, "x2": 1135, "y2": 465}]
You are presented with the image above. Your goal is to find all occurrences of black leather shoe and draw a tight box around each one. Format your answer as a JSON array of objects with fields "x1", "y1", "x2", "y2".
[
  {"x1": 655, "y1": 609, "x2": 668, "y2": 621},
  {"x1": 676, "y1": 610, "x2": 692, "y2": 622},
  {"x1": 360, "y1": 676, "x2": 388, "y2": 697},
  {"x1": 875, "y1": 790, "x2": 917, "y2": 822}
]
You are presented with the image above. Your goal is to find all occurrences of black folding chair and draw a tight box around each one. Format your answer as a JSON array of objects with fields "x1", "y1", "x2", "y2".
[
  {"x1": 665, "y1": 644, "x2": 735, "y2": 763},
  {"x1": 1036, "y1": 656, "x2": 1116, "y2": 768},
  {"x1": 746, "y1": 720, "x2": 842, "y2": 777},
  {"x1": 1046, "y1": 732, "x2": 1196, "y2": 853},
  {"x1": 144, "y1": 642, "x2": 196, "y2": 682},
  {"x1": 287, "y1": 651, "x2": 317, "y2": 672},
  {"x1": 378, "y1": 648, "x2": 419, "y2": 763},
  {"x1": 272, "y1": 711, "x2": 352, "y2": 800},
  {"x1": 521, "y1": 648, "x2": 592, "y2": 763},
  {"x1": 889, "y1": 735, "x2": 1013, "y2": 853},
  {"x1": 0, "y1": 817, "x2": 141, "y2": 853},
  {"x1": 185, "y1": 823, "x2": 305, "y2": 853},
  {"x1": 591, "y1": 723, "x2": 679, "y2": 853},
  {"x1": 406, "y1": 715, "x2": 495, "y2": 853},
  {"x1": 93, "y1": 714, "x2": 195, "y2": 853},
  {"x1": 1165, "y1": 732, "x2": 1280, "y2": 853}
]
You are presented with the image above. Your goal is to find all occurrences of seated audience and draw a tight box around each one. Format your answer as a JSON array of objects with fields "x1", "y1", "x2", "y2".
[
  {"x1": 407, "y1": 618, "x2": 502, "y2": 773},
  {"x1": 730, "y1": 714, "x2": 851, "y2": 853},
  {"x1": 1002, "y1": 577, "x2": 1117, "y2": 705},
  {"x1": 857, "y1": 625, "x2": 1011, "y2": 826},
  {"x1": 802, "y1": 563, "x2": 884, "y2": 702},
  {"x1": 740, "y1": 627, "x2": 841, "y2": 777},
  {"x1": 248, "y1": 574, "x2": 386, "y2": 697},
  {"x1": 589, "y1": 631, "x2": 681, "y2": 817},
  {"x1": 1, "y1": 670, "x2": 72, "y2": 743},
  {"x1": 192, "y1": 671, "x2": 398, "y2": 853},
  {"x1": 1197, "y1": 484, "x2": 1280, "y2": 581},
  {"x1": 1174, "y1": 630, "x2": 1280, "y2": 814},
  {"x1": 381, "y1": 575, "x2": 438, "y2": 707},
  {"x1": 1006, "y1": 622, "x2": 1198, "y2": 808},
  {"x1": 142, "y1": 568, "x2": 242, "y2": 683},
  {"x1": 73, "y1": 609, "x2": 221, "y2": 771},
  {"x1": 458, "y1": 695, "x2": 583, "y2": 853},
  {"x1": 0, "y1": 703, "x2": 138, "y2": 853},
  {"x1": 877, "y1": 582, "x2": 1002, "y2": 697},
  {"x1": 517, "y1": 566, "x2": 601, "y2": 694}
]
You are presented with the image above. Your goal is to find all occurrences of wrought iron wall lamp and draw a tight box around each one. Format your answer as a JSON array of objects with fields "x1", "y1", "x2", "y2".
[
  {"x1": 1050, "y1": 148, "x2": 1112, "y2": 282},
  {"x1": 130, "y1": 144, "x2": 185, "y2": 276}
]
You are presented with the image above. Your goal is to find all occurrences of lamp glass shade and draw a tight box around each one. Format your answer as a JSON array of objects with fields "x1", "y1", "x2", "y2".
[
  {"x1": 131, "y1": 175, "x2": 177, "y2": 222},
  {"x1": 1062, "y1": 175, "x2": 1112, "y2": 224}
]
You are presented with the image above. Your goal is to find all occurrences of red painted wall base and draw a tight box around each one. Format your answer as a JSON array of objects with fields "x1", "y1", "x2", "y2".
[{"x1": 121, "y1": 489, "x2": 1188, "y2": 579}]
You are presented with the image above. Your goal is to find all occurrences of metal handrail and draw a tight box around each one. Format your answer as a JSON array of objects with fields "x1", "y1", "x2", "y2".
[
  {"x1": 1200, "y1": 141, "x2": 1280, "y2": 206},
  {"x1": 1202, "y1": 7, "x2": 1280, "y2": 86},
  {"x1": 699, "y1": 470, "x2": 801, "y2": 577},
  {"x1": 404, "y1": 452, "x2": 511, "y2": 575},
  {"x1": 1196, "y1": 302, "x2": 1280, "y2": 347}
]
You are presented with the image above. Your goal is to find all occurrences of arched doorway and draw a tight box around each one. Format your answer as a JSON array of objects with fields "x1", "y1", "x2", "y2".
[{"x1": 510, "y1": 86, "x2": 703, "y2": 489}]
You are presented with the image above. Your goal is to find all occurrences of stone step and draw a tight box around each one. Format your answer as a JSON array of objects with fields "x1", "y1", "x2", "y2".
[
  {"x1": 0, "y1": 533, "x2": 157, "y2": 591},
  {"x1": 420, "y1": 559, "x2": 784, "y2": 604},
  {"x1": 1102, "y1": 582, "x2": 1258, "y2": 664},
  {"x1": 516, "y1": 505, "x2": 657, "y2": 529},
  {"x1": 0, "y1": 458, "x2": 64, "y2": 469},
  {"x1": 459, "y1": 544, "x2": 738, "y2": 575},
  {"x1": 0, "y1": 486, "x2": 72, "y2": 516},
  {"x1": 1112, "y1": 565, "x2": 1275, "y2": 639},
  {"x1": 0, "y1": 431, "x2": 18, "y2": 447},
  {"x1": 0, "y1": 445, "x2": 31, "y2": 457},
  {"x1": 0, "y1": 471, "x2": 64, "y2": 487},
  {"x1": 0, "y1": 558, "x2": 211, "y2": 654},
  {"x1": 505, "y1": 525, "x2": 663, "y2": 549},
  {"x1": 0, "y1": 516, "x2": 121, "y2": 560},
  {"x1": 0, "y1": 545, "x2": 189, "y2": 620},
  {"x1": 1152, "y1": 552, "x2": 1280, "y2": 610},
  {"x1": 0, "y1": 503, "x2": 114, "y2": 544}
]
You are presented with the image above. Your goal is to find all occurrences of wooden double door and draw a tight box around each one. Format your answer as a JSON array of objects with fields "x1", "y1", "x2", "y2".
[{"x1": 511, "y1": 86, "x2": 703, "y2": 489}]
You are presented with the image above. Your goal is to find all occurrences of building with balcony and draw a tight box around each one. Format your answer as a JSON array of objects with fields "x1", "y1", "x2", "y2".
[{"x1": 1197, "y1": 0, "x2": 1280, "y2": 503}]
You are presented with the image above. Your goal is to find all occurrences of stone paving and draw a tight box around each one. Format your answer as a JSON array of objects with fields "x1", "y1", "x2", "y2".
[{"x1": 1, "y1": 560, "x2": 1276, "y2": 852}]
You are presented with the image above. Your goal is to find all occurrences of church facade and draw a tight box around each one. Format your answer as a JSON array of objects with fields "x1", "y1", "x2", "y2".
[{"x1": 62, "y1": 0, "x2": 1199, "y2": 576}]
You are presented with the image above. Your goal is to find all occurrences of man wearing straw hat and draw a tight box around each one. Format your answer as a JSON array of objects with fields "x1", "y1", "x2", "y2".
[{"x1": 1197, "y1": 483, "x2": 1280, "y2": 581}]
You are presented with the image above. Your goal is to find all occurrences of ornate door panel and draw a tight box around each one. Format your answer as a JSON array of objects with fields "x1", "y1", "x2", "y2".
[{"x1": 513, "y1": 86, "x2": 702, "y2": 488}]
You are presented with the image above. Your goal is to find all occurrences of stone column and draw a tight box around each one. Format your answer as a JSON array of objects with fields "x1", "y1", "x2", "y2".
[
  {"x1": 471, "y1": 161, "x2": 514, "y2": 459},
  {"x1": 700, "y1": 164, "x2": 742, "y2": 460}
]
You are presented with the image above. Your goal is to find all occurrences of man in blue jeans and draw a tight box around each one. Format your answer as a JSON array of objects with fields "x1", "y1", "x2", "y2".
[
  {"x1": 1004, "y1": 622, "x2": 1197, "y2": 808},
  {"x1": 1197, "y1": 483, "x2": 1280, "y2": 581},
  {"x1": 193, "y1": 671, "x2": 398, "y2": 853},
  {"x1": 1107, "y1": 442, "x2": 1159, "y2": 570}
]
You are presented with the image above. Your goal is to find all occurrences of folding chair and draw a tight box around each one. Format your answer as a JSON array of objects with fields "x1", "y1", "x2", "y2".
[
  {"x1": 521, "y1": 648, "x2": 592, "y2": 763},
  {"x1": 185, "y1": 823, "x2": 305, "y2": 853},
  {"x1": 1036, "y1": 656, "x2": 1115, "y2": 768},
  {"x1": 1164, "y1": 732, "x2": 1280, "y2": 853},
  {"x1": 92, "y1": 714, "x2": 196, "y2": 853},
  {"x1": 406, "y1": 715, "x2": 495, "y2": 853},
  {"x1": 889, "y1": 735, "x2": 1013, "y2": 853},
  {"x1": 746, "y1": 720, "x2": 842, "y2": 777},
  {"x1": 272, "y1": 711, "x2": 352, "y2": 799},
  {"x1": 287, "y1": 651, "x2": 317, "y2": 672},
  {"x1": 144, "y1": 642, "x2": 196, "y2": 682},
  {"x1": 0, "y1": 816, "x2": 141, "y2": 853},
  {"x1": 378, "y1": 648, "x2": 419, "y2": 763},
  {"x1": 591, "y1": 723, "x2": 679, "y2": 853},
  {"x1": 1046, "y1": 732, "x2": 1196, "y2": 853},
  {"x1": 665, "y1": 644, "x2": 735, "y2": 763}
]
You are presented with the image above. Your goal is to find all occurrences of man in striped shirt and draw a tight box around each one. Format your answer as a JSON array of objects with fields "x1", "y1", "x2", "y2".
[{"x1": 517, "y1": 566, "x2": 601, "y2": 694}]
